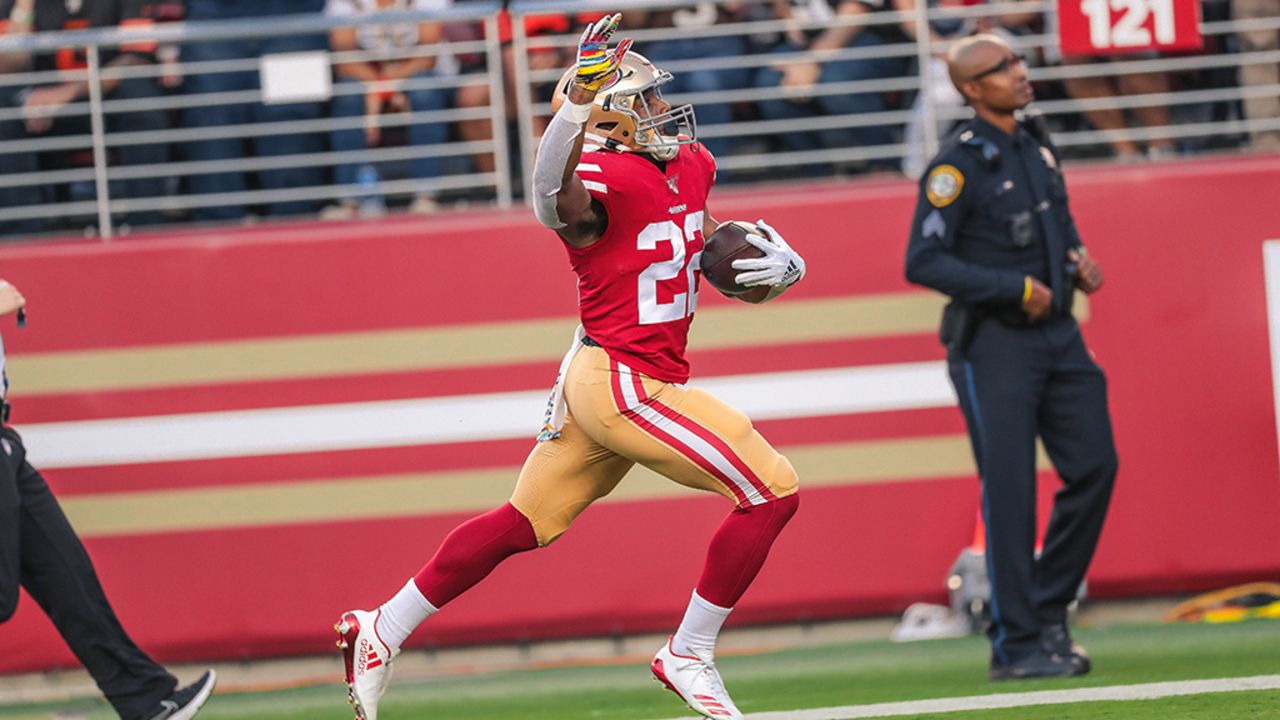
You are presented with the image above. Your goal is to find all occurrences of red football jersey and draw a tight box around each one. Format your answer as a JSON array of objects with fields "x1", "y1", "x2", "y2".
[{"x1": 560, "y1": 143, "x2": 717, "y2": 384}]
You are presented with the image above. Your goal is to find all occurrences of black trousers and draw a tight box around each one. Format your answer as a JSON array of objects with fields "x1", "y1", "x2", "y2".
[
  {"x1": 947, "y1": 315, "x2": 1118, "y2": 664},
  {"x1": 0, "y1": 426, "x2": 175, "y2": 720}
]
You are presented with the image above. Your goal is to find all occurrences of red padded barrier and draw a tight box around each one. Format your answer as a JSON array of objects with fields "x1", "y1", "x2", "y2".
[{"x1": 0, "y1": 155, "x2": 1277, "y2": 672}]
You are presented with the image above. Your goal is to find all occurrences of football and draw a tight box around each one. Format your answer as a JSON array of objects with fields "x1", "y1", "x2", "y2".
[{"x1": 701, "y1": 220, "x2": 768, "y2": 300}]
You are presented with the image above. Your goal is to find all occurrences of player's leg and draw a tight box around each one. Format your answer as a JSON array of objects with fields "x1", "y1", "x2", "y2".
[
  {"x1": 337, "y1": 407, "x2": 631, "y2": 720},
  {"x1": 571, "y1": 351, "x2": 798, "y2": 718}
]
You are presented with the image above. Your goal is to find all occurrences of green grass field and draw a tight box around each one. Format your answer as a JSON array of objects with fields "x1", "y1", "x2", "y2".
[{"x1": 4, "y1": 620, "x2": 1279, "y2": 720}]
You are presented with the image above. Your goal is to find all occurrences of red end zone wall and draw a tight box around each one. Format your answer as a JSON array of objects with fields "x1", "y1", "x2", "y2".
[{"x1": 0, "y1": 155, "x2": 1277, "y2": 673}]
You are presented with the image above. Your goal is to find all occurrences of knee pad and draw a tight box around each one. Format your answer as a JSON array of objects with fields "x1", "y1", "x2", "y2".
[{"x1": 768, "y1": 454, "x2": 800, "y2": 499}]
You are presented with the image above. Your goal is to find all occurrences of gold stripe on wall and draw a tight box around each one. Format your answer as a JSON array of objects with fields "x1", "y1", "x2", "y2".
[
  {"x1": 8, "y1": 292, "x2": 949, "y2": 395},
  {"x1": 62, "y1": 434, "x2": 1054, "y2": 538}
]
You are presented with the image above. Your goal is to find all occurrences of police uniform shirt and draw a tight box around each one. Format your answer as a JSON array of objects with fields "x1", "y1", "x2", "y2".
[
  {"x1": 0, "y1": 0, "x2": 158, "y2": 72},
  {"x1": 905, "y1": 115, "x2": 1082, "y2": 313}
]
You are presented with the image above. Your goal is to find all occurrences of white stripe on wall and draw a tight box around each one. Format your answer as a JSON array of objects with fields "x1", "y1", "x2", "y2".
[{"x1": 23, "y1": 361, "x2": 955, "y2": 469}]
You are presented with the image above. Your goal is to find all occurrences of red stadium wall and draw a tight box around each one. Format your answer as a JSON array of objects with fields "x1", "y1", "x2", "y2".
[{"x1": 0, "y1": 154, "x2": 1277, "y2": 673}]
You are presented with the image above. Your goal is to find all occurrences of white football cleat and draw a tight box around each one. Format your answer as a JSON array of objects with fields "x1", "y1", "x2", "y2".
[
  {"x1": 335, "y1": 609, "x2": 398, "y2": 720},
  {"x1": 651, "y1": 637, "x2": 744, "y2": 719}
]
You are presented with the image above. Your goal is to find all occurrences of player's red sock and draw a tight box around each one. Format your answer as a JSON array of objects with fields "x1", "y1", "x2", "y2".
[
  {"x1": 413, "y1": 502, "x2": 538, "y2": 608},
  {"x1": 695, "y1": 493, "x2": 800, "y2": 607}
]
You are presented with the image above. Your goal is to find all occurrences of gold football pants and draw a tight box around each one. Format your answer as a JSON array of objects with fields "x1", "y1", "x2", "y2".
[{"x1": 511, "y1": 346, "x2": 799, "y2": 545}]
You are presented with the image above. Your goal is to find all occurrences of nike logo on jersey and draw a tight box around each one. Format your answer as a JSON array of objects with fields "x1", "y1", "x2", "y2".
[{"x1": 668, "y1": 203, "x2": 687, "y2": 215}]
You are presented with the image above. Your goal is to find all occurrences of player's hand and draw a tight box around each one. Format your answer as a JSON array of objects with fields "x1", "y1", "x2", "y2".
[
  {"x1": 574, "y1": 13, "x2": 633, "y2": 92},
  {"x1": 0, "y1": 280, "x2": 26, "y2": 318},
  {"x1": 1023, "y1": 277, "x2": 1052, "y2": 320},
  {"x1": 1069, "y1": 248, "x2": 1104, "y2": 294},
  {"x1": 731, "y1": 219, "x2": 806, "y2": 288}
]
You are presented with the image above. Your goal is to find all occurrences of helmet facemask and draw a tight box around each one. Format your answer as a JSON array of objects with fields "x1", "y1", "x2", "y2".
[
  {"x1": 555, "y1": 53, "x2": 699, "y2": 162},
  {"x1": 618, "y1": 70, "x2": 697, "y2": 161}
]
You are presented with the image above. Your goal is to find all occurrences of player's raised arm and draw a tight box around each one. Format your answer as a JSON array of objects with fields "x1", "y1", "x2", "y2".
[{"x1": 530, "y1": 14, "x2": 633, "y2": 248}]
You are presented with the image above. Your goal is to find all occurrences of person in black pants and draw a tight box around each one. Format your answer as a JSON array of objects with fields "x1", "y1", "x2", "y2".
[
  {"x1": 904, "y1": 34, "x2": 1118, "y2": 681},
  {"x1": 0, "y1": 280, "x2": 216, "y2": 720}
]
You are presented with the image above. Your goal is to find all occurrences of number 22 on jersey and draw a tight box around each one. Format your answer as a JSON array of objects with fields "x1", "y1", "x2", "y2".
[{"x1": 638, "y1": 211, "x2": 704, "y2": 325}]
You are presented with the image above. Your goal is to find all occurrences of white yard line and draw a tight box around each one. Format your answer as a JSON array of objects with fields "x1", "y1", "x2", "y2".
[{"x1": 662, "y1": 675, "x2": 1280, "y2": 720}]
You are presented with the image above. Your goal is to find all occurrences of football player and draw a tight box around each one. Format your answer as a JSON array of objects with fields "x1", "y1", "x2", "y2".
[{"x1": 337, "y1": 14, "x2": 806, "y2": 720}]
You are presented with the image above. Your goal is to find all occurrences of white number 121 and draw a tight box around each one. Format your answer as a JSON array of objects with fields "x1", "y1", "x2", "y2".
[{"x1": 1081, "y1": 0, "x2": 1175, "y2": 49}]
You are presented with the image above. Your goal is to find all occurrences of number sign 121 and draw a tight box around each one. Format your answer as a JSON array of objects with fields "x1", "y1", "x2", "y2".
[{"x1": 1058, "y1": 0, "x2": 1202, "y2": 55}]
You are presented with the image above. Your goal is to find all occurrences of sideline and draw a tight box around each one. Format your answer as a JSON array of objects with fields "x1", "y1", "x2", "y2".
[{"x1": 673, "y1": 674, "x2": 1280, "y2": 720}]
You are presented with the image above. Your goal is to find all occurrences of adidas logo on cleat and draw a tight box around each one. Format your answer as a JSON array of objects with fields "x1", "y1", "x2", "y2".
[
  {"x1": 358, "y1": 639, "x2": 383, "y2": 672},
  {"x1": 693, "y1": 694, "x2": 733, "y2": 716}
]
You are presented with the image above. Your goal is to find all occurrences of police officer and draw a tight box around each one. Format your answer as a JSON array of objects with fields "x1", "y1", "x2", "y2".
[
  {"x1": 0, "y1": 280, "x2": 217, "y2": 720},
  {"x1": 904, "y1": 34, "x2": 1119, "y2": 681}
]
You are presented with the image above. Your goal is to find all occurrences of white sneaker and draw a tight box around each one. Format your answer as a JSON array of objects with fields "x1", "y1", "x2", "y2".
[
  {"x1": 651, "y1": 637, "x2": 743, "y2": 719},
  {"x1": 336, "y1": 609, "x2": 398, "y2": 720}
]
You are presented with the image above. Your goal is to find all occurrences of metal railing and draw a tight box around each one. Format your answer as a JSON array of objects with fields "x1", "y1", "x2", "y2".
[
  {"x1": 0, "y1": 0, "x2": 1274, "y2": 241},
  {"x1": 0, "y1": 6, "x2": 509, "y2": 238}
]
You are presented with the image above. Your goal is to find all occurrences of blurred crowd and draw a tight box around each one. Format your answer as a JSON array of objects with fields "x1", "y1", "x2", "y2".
[{"x1": 0, "y1": 0, "x2": 1277, "y2": 235}]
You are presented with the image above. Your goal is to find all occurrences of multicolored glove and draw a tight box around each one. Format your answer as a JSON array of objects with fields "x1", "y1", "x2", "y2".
[
  {"x1": 574, "y1": 13, "x2": 633, "y2": 92},
  {"x1": 732, "y1": 220, "x2": 807, "y2": 288}
]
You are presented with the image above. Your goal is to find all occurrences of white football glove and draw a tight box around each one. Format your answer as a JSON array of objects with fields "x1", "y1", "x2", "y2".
[{"x1": 731, "y1": 219, "x2": 806, "y2": 288}]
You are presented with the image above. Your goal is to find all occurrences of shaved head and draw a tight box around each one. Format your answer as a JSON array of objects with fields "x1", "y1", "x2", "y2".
[
  {"x1": 947, "y1": 34, "x2": 1012, "y2": 92},
  {"x1": 944, "y1": 33, "x2": 1033, "y2": 119}
]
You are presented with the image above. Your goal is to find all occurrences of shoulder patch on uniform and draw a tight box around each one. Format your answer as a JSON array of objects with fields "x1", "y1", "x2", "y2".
[{"x1": 926, "y1": 164, "x2": 964, "y2": 208}]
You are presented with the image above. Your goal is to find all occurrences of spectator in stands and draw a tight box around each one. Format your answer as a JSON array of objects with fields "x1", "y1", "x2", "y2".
[
  {"x1": 323, "y1": 0, "x2": 454, "y2": 218},
  {"x1": 754, "y1": 0, "x2": 909, "y2": 172},
  {"x1": 451, "y1": 6, "x2": 572, "y2": 183},
  {"x1": 1235, "y1": 0, "x2": 1280, "y2": 148},
  {"x1": 641, "y1": 3, "x2": 753, "y2": 159},
  {"x1": 0, "y1": 0, "x2": 169, "y2": 235},
  {"x1": 1051, "y1": 11, "x2": 1177, "y2": 160},
  {"x1": 180, "y1": 0, "x2": 328, "y2": 223}
]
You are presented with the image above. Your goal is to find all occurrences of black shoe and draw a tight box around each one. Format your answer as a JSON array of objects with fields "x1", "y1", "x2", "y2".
[
  {"x1": 1041, "y1": 623, "x2": 1092, "y2": 674},
  {"x1": 988, "y1": 649, "x2": 1089, "y2": 681},
  {"x1": 145, "y1": 670, "x2": 217, "y2": 720}
]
